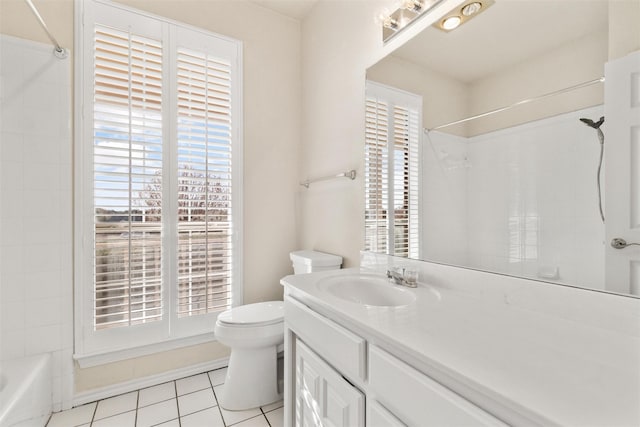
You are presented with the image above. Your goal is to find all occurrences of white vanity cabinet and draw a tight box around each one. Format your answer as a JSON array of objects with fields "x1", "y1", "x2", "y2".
[{"x1": 284, "y1": 297, "x2": 506, "y2": 427}]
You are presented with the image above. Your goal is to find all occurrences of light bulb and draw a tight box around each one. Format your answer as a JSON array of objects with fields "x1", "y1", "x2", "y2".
[
  {"x1": 402, "y1": 0, "x2": 423, "y2": 12},
  {"x1": 383, "y1": 16, "x2": 399, "y2": 30},
  {"x1": 441, "y1": 15, "x2": 461, "y2": 30}
]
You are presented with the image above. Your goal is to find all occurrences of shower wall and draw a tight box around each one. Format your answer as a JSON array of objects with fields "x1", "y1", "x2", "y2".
[
  {"x1": 0, "y1": 35, "x2": 74, "y2": 411},
  {"x1": 422, "y1": 131, "x2": 469, "y2": 266},
  {"x1": 424, "y1": 105, "x2": 606, "y2": 289}
]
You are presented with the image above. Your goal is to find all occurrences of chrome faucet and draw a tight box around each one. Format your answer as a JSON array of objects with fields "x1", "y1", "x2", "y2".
[{"x1": 386, "y1": 267, "x2": 418, "y2": 288}]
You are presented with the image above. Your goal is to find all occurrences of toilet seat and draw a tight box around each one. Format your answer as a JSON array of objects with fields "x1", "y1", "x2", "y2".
[{"x1": 217, "y1": 301, "x2": 284, "y2": 327}]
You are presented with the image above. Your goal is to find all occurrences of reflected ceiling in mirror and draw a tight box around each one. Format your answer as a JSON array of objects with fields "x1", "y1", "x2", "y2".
[{"x1": 365, "y1": 0, "x2": 640, "y2": 298}]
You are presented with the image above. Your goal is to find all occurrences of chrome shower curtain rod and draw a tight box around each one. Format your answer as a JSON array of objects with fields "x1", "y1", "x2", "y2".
[
  {"x1": 24, "y1": 0, "x2": 68, "y2": 58},
  {"x1": 425, "y1": 77, "x2": 605, "y2": 132}
]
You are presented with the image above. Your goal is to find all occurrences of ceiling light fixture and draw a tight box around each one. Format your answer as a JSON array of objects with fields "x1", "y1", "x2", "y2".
[
  {"x1": 435, "y1": 0, "x2": 494, "y2": 32},
  {"x1": 381, "y1": 0, "x2": 445, "y2": 43},
  {"x1": 461, "y1": 2, "x2": 482, "y2": 16}
]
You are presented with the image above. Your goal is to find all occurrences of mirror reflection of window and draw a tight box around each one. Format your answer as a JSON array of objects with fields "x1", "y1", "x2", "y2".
[{"x1": 364, "y1": 81, "x2": 421, "y2": 258}]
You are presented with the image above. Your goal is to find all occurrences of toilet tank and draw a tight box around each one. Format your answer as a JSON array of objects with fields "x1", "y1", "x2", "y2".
[{"x1": 290, "y1": 250, "x2": 342, "y2": 274}]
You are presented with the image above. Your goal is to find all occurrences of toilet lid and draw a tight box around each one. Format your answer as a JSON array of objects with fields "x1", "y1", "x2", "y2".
[{"x1": 217, "y1": 301, "x2": 284, "y2": 326}]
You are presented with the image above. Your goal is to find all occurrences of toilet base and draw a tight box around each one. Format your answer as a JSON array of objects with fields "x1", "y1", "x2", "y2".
[{"x1": 219, "y1": 345, "x2": 282, "y2": 410}]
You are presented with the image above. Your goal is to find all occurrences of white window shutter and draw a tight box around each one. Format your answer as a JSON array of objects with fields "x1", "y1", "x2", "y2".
[
  {"x1": 93, "y1": 25, "x2": 164, "y2": 329},
  {"x1": 176, "y1": 48, "x2": 234, "y2": 317},
  {"x1": 365, "y1": 82, "x2": 421, "y2": 259},
  {"x1": 365, "y1": 97, "x2": 390, "y2": 253}
]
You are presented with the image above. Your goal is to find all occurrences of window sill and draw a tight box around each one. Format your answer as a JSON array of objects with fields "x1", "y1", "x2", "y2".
[{"x1": 74, "y1": 332, "x2": 217, "y2": 368}]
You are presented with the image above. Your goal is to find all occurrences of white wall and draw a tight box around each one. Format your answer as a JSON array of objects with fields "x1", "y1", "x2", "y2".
[{"x1": 0, "y1": 35, "x2": 74, "y2": 411}]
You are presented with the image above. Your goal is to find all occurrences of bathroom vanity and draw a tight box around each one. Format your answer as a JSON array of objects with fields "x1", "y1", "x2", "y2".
[{"x1": 281, "y1": 262, "x2": 640, "y2": 427}]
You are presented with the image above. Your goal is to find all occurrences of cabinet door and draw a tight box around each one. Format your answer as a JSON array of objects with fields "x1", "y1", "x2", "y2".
[{"x1": 295, "y1": 339, "x2": 365, "y2": 427}]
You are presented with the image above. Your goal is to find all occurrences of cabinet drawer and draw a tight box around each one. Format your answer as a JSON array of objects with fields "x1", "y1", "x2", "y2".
[
  {"x1": 369, "y1": 345, "x2": 507, "y2": 426},
  {"x1": 285, "y1": 297, "x2": 366, "y2": 381},
  {"x1": 367, "y1": 400, "x2": 406, "y2": 427}
]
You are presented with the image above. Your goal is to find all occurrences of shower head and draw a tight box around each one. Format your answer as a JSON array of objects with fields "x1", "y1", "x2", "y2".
[{"x1": 580, "y1": 116, "x2": 604, "y2": 129}]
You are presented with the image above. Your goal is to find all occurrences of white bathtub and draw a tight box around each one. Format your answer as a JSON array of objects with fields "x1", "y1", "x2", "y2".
[{"x1": 0, "y1": 354, "x2": 52, "y2": 427}]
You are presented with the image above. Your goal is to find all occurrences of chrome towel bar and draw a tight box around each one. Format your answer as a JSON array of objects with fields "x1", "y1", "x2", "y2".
[{"x1": 300, "y1": 170, "x2": 356, "y2": 188}]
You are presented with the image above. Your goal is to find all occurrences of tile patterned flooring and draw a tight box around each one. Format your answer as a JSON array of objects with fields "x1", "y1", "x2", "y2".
[{"x1": 46, "y1": 368, "x2": 284, "y2": 427}]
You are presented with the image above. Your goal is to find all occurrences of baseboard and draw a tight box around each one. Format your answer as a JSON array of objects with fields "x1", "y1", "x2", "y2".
[{"x1": 72, "y1": 357, "x2": 229, "y2": 407}]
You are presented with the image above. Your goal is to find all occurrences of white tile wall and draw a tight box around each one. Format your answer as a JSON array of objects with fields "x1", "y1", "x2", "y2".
[
  {"x1": 424, "y1": 105, "x2": 605, "y2": 291},
  {"x1": 422, "y1": 131, "x2": 469, "y2": 266},
  {"x1": 0, "y1": 34, "x2": 74, "y2": 411}
]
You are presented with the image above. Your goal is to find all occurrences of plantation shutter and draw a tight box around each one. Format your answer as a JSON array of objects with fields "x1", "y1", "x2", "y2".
[
  {"x1": 392, "y1": 105, "x2": 420, "y2": 258},
  {"x1": 93, "y1": 25, "x2": 164, "y2": 329},
  {"x1": 365, "y1": 82, "x2": 421, "y2": 259},
  {"x1": 176, "y1": 48, "x2": 234, "y2": 316},
  {"x1": 365, "y1": 97, "x2": 390, "y2": 253}
]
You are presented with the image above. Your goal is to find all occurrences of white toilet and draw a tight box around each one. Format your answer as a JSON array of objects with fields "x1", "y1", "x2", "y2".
[{"x1": 215, "y1": 250, "x2": 342, "y2": 411}]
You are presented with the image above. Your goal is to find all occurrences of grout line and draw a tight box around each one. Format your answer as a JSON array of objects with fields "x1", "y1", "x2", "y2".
[
  {"x1": 227, "y1": 414, "x2": 269, "y2": 427},
  {"x1": 173, "y1": 381, "x2": 182, "y2": 427},
  {"x1": 209, "y1": 386, "x2": 227, "y2": 427},
  {"x1": 90, "y1": 401, "x2": 98, "y2": 425},
  {"x1": 260, "y1": 405, "x2": 273, "y2": 427},
  {"x1": 134, "y1": 389, "x2": 140, "y2": 427},
  {"x1": 138, "y1": 395, "x2": 178, "y2": 410},
  {"x1": 149, "y1": 417, "x2": 179, "y2": 427}
]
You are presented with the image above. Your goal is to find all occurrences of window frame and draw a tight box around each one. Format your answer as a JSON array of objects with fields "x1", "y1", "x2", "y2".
[{"x1": 73, "y1": 0, "x2": 243, "y2": 364}]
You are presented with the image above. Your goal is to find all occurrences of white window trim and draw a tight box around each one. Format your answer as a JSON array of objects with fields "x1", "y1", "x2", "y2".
[{"x1": 73, "y1": 0, "x2": 243, "y2": 361}]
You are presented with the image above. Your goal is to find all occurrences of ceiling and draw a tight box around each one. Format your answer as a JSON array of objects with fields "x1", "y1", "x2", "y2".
[
  {"x1": 248, "y1": 0, "x2": 320, "y2": 20},
  {"x1": 389, "y1": 0, "x2": 609, "y2": 83}
]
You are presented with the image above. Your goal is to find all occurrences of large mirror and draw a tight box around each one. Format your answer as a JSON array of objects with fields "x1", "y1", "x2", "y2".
[{"x1": 365, "y1": 0, "x2": 640, "y2": 297}]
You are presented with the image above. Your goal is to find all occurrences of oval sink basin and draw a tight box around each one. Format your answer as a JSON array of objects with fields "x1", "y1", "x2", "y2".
[{"x1": 317, "y1": 273, "x2": 416, "y2": 307}]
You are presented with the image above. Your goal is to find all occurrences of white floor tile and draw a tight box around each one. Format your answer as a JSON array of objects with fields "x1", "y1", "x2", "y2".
[
  {"x1": 176, "y1": 373, "x2": 211, "y2": 396},
  {"x1": 136, "y1": 399, "x2": 178, "y2": 427},
  {"x1": 218, "y1": 405, "x2": 263, "y2": 426},
  {"x1": 138, "y1": 381, "x2": 176, "y2": 408},
  {"x1": 260, "y1": 399, "x2": 283, "y2": 413},
  {"x1": 231, "y1": 415, "x2": 271, "y2": 427},
  {"x1": 208, "y1": 367, "x2": 227, "y2": 386},
  {"x1": 180, "y1": 407, "x2": 225, "y2": 427},
  {"x1": 91, "y1": 410, "x2": 136, "y2": 427},
  {"x1": 265, "y1": 407, "x2": 284, "y2": 427},
  {"x1": 46, "y1": 402, "x2": 96, "y2": 427},
  {"x1": 94, "y1": 391, "x2": 138, "y2": 420},
  {"x1": 178, "y1": 388, "x2": 217, "y2": 416}
]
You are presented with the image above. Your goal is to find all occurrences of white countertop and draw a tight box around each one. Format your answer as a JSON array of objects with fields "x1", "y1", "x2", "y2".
[{"x1": 281, "y1": 267, "x2": 640, "y2": 427}]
